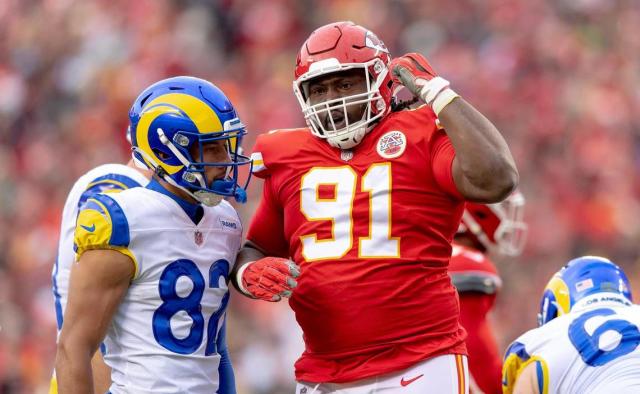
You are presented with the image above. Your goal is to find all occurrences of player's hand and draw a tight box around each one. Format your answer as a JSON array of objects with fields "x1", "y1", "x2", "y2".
[
  {"x1": 238, "y1": 257, "x2": 300, "y2": 302},
  {"x1": 390, "y1": 52, "x2": 458, "y2": 114}
]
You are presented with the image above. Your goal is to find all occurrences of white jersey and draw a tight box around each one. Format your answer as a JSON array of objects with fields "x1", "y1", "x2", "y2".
[
  {"x1": 502, "y1": 294, "x2": 640, "y2": 394},
  {"x1": 53, "y1": 163, "x2": 149, "y2": 332},
  {"x1": 74, "y1": 183, "x2": 242, "y2": 393}
]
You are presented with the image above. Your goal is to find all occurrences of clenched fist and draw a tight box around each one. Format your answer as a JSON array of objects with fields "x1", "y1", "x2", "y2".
[
  {"x1": 390, "y1": 52, "x2": 459, "y2": 115},
  {"x1": 237, "y1": 257, "x2": 300, "y2": 302}
]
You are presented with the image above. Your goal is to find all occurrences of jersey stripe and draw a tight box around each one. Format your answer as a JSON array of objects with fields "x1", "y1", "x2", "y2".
[
  {"x1": 250, "y1": 152, "x2": 266, "y2": 173},
  {"x1": 78, "y1": 173, "x2": 142, "y2": 209},
  {"x1": 88, "y1": 173, "x2": 144, "y2": 189},
  {"x1": 532, "y1": 357, "x2": 550, "y2": 394},
  {"x1": 52, "y1": 256, "x2": 63, "y2": 330},
  {"x1": 455, "y1": 354, "x2": 466, "y2": 394},
  {"x1": 502, "y1": 341, "x2": 531, "y2": 393},
  {"x1": 91, "y1": 194, "x2": 130, "y2": 246}
]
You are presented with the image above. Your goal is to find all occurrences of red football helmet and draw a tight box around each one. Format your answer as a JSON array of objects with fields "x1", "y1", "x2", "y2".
[
  {"x1": 459, "y1": 190, "x2": 528, "y2": 256},
  {"x1": 293, "y1": 21, "x2": 393, "y2": 149}
]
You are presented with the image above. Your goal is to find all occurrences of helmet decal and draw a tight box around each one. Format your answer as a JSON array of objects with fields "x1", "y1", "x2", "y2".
[{"x1": 364, "y1": 30, "x2": 389, "y2": 54}]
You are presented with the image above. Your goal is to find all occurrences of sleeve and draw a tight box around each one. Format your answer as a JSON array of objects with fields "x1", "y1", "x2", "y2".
[
  {"x1": 77, "y1": 173, "x2": 144, "y2": 209},
  {"x1": 216, "y1": 320, "x2": 236, "y2": 394},
  {"x1": 502, "y1": 339, "x2": 550, "y2": 394},
  {"x1": 502, "y1": 339, "x2": 554, "y2": 394},
  {"x1": 502, "y1": 341, "x2": 529, "y2": 394},
  {"x1": 246, "y1": 179, "x2": 289, "y2": 258},
  {"x1": 74, "y1": 193, "x2": 139, "y2": 277},
  {"x1": 430, "y1": 128, "x2": 464, "y2": 199},
  {"x1": 505, "y1": 359, "x2": 547, "y2": 394},
  {"x1": 250, "y1": 133, "x2": 275, "y2": 179}
]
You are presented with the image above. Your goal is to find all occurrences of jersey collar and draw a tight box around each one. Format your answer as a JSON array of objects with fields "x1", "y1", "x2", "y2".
[{"x1": 147, "y1": 178, "x2": 204, "y2": 224}]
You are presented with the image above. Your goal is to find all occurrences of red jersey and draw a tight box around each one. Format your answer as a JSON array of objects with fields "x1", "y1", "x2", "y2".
[
  {"x1": 449, "y1": 243, "x2": 503, "y2": 394},
  {"x1": 247, "y1": 106, "x2": 467, "y2": 383}
]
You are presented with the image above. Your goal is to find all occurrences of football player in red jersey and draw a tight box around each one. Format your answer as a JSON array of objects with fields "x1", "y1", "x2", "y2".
[
  {"x1": 449, "y1": 191, "x2": 527, "y2": 394},
  {"x1": 232, "y1": 21, "x2": 518, "y2": 393}
]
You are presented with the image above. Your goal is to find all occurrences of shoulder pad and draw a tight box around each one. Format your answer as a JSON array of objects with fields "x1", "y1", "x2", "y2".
[
  {"x1": 250, "y1": 128, "x2": 310, "y2": 178},
  {"x1": 78, "y1": 173, "x2": 145, "y2": 209},
  {"x1": 74, "y1": 193, "x2": 139, "y2": 276},
  {"x1": 74, "y1": 194, "x2": 137, "y2": 272}
]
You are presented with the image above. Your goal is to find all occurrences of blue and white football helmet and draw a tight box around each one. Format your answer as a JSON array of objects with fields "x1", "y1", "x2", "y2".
[
  {"x1": 538, "y1": 256, "x2": 633, "y2": 326},
  {"x1": 129, "y1": 76, "x2": 252, "y2": 206}
]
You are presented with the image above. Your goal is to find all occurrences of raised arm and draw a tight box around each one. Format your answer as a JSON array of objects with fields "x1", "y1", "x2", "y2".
[
  {"x1": 391, "y1": 53, "x2": 518, "y2": 202},
  {"x1": 55, "y1": 250, "x2": 133, "y2": 393}
]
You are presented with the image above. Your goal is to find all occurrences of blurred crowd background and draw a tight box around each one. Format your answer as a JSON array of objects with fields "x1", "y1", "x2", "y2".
[{"x1": 0, "y1": 0, "x2": 639, "y2": 392}]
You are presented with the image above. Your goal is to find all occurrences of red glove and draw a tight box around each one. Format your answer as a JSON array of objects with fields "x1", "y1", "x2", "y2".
[
  {"x1": 237, "y1": 257, "x2": 300, "y2": 302},
  {"x1": 390, "y1": 52, "x2": 459, "y2": 115}
]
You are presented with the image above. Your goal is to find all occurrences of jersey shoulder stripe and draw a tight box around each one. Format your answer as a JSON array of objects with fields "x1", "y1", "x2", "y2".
[
  {"x1": 88, "y1": 173, "x2": 144, "y2": 190},
  {"x1": 74, "y1": 193, "x2": 138, "y2": 275},
  {"x1": 251, "y1": 128, "x2": 309, "y2": 178},
  {"x1": 78, "y1": 173, "x2": 144, "y2": 209}
]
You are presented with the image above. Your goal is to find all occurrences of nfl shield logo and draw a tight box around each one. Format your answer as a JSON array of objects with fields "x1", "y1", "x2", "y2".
[{"x1": 194, "y1": 230, "x2": 203, "y2": 246}]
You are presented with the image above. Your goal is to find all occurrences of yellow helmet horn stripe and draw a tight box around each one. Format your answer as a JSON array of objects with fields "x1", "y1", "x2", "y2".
[
  {"x1": 546, "y1": 275, "x2": 571, "y2": 316},
  {"x1": 135, "y1": 93, "x2": 224, "y2": 175}
]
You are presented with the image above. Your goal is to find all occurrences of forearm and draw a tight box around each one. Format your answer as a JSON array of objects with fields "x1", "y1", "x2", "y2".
[
  {"x1": 439, "y1": 98, "x2": 518, "y2": 202},
  {"x1": 55, "y1": 342, "x2": 95, "y2": 394},
  {"x1": 231, "y1": 241, "x2": 267, "y2": 294},
  {"x1": 91, "y1": 350, "x2": 111, "y2": 393}
]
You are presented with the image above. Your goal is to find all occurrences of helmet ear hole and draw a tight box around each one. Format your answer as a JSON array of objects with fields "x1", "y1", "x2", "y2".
[
  {"x1": 153, "y1": 149, "x2": 171, "y2": 161},
  {"x1": 539, "y1": 289, "x2": 559, "y2": 326}
]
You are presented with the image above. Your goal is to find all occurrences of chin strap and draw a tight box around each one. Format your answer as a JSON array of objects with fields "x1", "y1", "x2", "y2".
[
  {"x1": 132, "y1": 143, "x2": 223, "y2": 206},
  {"x1": 135, "y1": 128, "x2": 246, "y2": 206}
]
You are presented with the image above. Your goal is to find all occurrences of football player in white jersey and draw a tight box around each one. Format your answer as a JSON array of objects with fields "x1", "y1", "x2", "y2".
[
  {"x1": 502, "y1": 256, "x2": 640, "y2": 394},
  {"x1": 51, "y1": 161, "x2": 150, "y2": 393},
  {"x1": 55, "y1": 76, "x2": 252, "y2": 394}
]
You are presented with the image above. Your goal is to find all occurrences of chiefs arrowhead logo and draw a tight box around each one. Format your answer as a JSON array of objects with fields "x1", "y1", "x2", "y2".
[
  {"x1": 364, "y1": 30, "x2": 389, "y2": 54},
  {"x1": 377, "y1": 130, "x2": 407, "y2": 159}
]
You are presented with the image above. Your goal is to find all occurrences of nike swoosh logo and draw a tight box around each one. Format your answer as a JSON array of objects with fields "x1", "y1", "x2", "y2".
[
  {"x1": 81, "y1": 223, "x2": 96, "y2": 232},
  {"x1": 400, "y1": 374, "x2": 424, "y2": 387}
]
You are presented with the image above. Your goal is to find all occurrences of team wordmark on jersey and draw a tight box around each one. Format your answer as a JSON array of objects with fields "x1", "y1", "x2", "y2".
[
  {"x1": 377, "y1": 130, "x2": 407, "y2": 159},
  {"x1": 219, "y1": 218, "x2": 239, "y2": 231}
]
